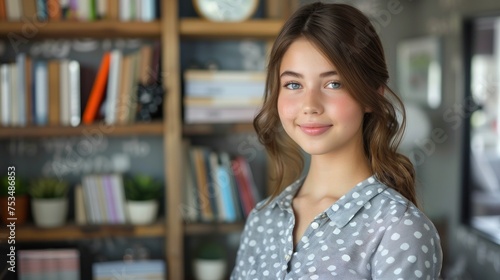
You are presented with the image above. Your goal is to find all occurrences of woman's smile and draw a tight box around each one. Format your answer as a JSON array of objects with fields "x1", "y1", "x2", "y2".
[{"x1": 298, "y1": 124, "x2": 333, "y2": 136}]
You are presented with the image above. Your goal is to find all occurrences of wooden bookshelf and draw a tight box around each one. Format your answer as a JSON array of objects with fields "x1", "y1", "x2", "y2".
[
  {"x1": 0, "y1": 21, "x2": 161, "y2": 38},
  {"x1": 184, "y1": 222, "x2": 245, "y2": 235},
  {"x1": 0, "y1": 122, "x2": 163, "y2": 138},
  {"x1": 0, "y1": 221, "x2": 165, "y2": 242},
  {"x1": 180, "y1": 18, "x2": 284, "y2": 39},
  {"x1": 183, "y1": 123, "x2": 254, "y2": 135}
]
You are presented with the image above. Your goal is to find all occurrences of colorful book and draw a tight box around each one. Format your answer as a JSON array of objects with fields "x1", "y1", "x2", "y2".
[{"x1": 83, "y1": 52, "x2": 110, "y2": 124}]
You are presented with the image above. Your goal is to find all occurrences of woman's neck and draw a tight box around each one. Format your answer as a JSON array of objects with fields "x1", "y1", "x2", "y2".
[{"x1": 299, "y1": 147, "x2": 372, "y2": 200}]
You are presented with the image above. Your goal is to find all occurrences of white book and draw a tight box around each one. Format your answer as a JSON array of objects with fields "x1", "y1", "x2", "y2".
[
  {"x1": 119, "y1": 0, "x2": 132, "y2": 21},
  {"x1": 0, "y1": 64, "x2": 10, "y2": 126},
  {"x1": 59, "y1": 60, "x2": 71, "y2": 126},
  {"x1": 110, "y1": 174, "x2": 127, "y2": 223},
  {"x1": 77, "y1": 0, "x2": 90, "y2": 21},
  {"x1": 34, "y1": 61, "x2": 48, "y2": 126},
  {"x1": 185, "y1": 80, "x2": 265, "y2": 98},
  {"x1": 68, "y1": 60, "x2": 81, "y2": 127},
  {"x1": 5, "y1": 0, "x2": 22, "y2": 21},
  {"x1": 10, "y1": 64, "x2": 19, "y2": 126},
  {"x1": 105, "y1": 50, "x2": 122, "y2": 125},
  {"x1": 16, "y1": 54, "x2": 26, "y2": 126}
]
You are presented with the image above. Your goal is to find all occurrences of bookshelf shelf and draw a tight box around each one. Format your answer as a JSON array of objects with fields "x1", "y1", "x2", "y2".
[
  {"x1": 183, "y1": 123, "x2": 254, "y2": 135},
  {"x1": 0, "y1": 122, "x2": 164, "y2": 138},
  {"x1": 1, "y1": 221, "x2": 165, "y2": 242},
  {"x1": 184, "y1": 222, "x2": 245, "y2": 235},
  {"x1": 0, "y1": 21, "x2": 161, "y2": 38},
  {"x1": 180, "y1": 18, "x2": 284, "y2": 39}
]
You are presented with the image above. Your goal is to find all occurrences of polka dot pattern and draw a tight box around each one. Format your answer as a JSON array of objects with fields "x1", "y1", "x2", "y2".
[{"x1": 231, "y1": 176, "x2": 443, "y2": 280}]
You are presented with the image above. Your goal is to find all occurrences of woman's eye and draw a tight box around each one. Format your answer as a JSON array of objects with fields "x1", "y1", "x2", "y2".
[
  {"x1": 326, "y1": 82, "x2": 342, "y2": 89},
  {"x1": 285, "y1": 82, "x2": 301, "y2": 90}
]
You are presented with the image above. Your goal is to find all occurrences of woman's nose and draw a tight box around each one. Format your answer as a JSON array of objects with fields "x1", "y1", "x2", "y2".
[{"x1": 302, "y1": 88, "x2": 323, "y2": 115}]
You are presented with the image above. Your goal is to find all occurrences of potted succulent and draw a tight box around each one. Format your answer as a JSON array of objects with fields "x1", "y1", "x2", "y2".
[
  {"x1": 193, "y1": 240, "x2": 227, "y2": 280},
  {"x1": 0, "y1": 176, "x2": 29, "y2": 225},
  {"x1": 29, "y1": 178, "x2": 69, "y2": 228},
  {"x1": 124, "y1": 174, "x2": 162, "y2": 225}
]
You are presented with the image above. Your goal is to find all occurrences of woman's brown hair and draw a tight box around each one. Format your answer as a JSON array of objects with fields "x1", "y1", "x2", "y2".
[{"x1": 254, "y1": 2, "x2": 417, "y2": 205}]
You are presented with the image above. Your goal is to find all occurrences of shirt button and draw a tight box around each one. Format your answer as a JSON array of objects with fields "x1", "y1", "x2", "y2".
[{"x1": 285, "y1": 254, "x2": 291, "y2": 261}]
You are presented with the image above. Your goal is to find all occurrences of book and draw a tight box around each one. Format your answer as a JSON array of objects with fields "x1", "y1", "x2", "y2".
[
  {"x1": 59, "y1": 59, "x2": 71, "y2": 126},
  {"x1": 184, "y1": 70, "x2": 266, "y2": 98},
  {"x1": 105, "y1": 50, "x2": 122, "y2": 125},
  {"x1": 48, "y1": 59, "x2": 60, "y2": 126},
  {"x1": 47, "y1": 0, "x2": 62, "y2": 20},
  {"x1": 74, "y1": 184, "x2": 87, "y2": 225},
  {"x1": 184, "y1": 106, "x2": 260, "y2": 124},
  {"x1": 33, "y1": 60, "x2": 48, "y2": 126},
  {"x1": 68, "y1": 60, "x2": 81, "y2": 126},
  {"x1": 83, "y1": 52, "x2": 110, "y2": 124},
  {"x1": 93, "y1": 260, "x2": 165, "y2": 280},
  {"x1": 0, "y1": 64, "x2": 10, "y2": 126},
  {"x1": 16, "y1": 54, "x2": 27, "y2": 126},
  {"x1": 5, "y1": 0, "x2": 21, "y2": 21}
]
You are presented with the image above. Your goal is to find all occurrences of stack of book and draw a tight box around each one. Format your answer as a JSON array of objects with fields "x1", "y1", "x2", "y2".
[
  {"x1": 0, "y1": 0, "x2": 158, "y2": 22},
  {"x1": 182, "y1": 143, "x2": 261, "y2": 223},
  {"x1": 75, "y1": 173, "x2": 128, "y2": 225},
  {"x1": 18, "y1": 249, "x2": 80, "y2": 280},
  {"x1": 183, "y1": 70, "x2": 265, "y2": 124}
]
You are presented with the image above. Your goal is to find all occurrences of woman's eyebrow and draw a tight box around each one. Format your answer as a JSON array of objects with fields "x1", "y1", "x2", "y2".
[{"x1": 279, "y1": 70, "x2": 339, "y2": 78}]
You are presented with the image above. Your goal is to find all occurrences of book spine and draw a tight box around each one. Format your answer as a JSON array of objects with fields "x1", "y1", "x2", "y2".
[
  {"x1": 68, "y1": 60, "x2": 81, "y2": 126},
  {"x1": 105, "y1": 50, "x2": 122, "y2": 125},
  {"x1": 34, "y1": 60, "x2": 48, "y2": 126},
  {"x1": 0, "y1": 64, "x2": 11, "y2": 126},
  {"x1": 16, "y1": 54, "x2": 27, "y2": 126}
]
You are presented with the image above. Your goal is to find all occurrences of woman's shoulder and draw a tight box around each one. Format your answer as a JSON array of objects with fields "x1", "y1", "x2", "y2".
[{"x1": 373, "y1": 185, "x2": 441, "y2": 240}]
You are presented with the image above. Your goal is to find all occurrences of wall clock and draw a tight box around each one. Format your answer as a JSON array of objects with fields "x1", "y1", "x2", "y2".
[{"x1": 192, "y1": 0, "x2": 259, "y2": 22}]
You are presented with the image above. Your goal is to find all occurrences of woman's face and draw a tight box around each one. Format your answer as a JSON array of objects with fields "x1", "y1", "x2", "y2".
[{"x1": 277, "y1": 37, "x2": 366, "y2": 157}]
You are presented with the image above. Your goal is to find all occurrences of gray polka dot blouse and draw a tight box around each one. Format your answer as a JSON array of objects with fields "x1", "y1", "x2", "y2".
[{"x1": 231, "y1": 176, "x2": 443, "y2": 279}]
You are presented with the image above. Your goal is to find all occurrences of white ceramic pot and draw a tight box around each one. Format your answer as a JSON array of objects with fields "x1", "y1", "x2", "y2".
[
  {"x1": 31, "y1": 198, "x2": 68, "y2": 228},
  {"x1": 126, "y1": 200, "x2": 158, "y2": 225},
  {"x1": 193, "y1": 259, "x2": 227, "y2": 280}
]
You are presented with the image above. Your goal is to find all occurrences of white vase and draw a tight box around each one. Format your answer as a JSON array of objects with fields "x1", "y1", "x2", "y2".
[
  {"x1": 31, "y1": 198, "x2": 68, "y2": 228},
  {"x1": 193, "y1": 259, "x2": 227, "y2": 280},
  {"x1": 126, "y1": 200, "x2": 158, "y2": 225}
]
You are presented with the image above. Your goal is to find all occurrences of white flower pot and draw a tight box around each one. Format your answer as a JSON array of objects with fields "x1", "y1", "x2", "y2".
[
  {"x1": 126, "y1": 200, "x2": 158, "y2": 225},
  {"x1": 193, "y1": 259, "x2": 227, "y2": 280},
  {"x1": 31, "y1": 198, "x2": 68, "y2": 228}
]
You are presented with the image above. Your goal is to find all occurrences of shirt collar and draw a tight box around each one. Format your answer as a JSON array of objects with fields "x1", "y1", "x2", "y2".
[{"x1": 266, "y1": 175, "x2": 388, "y2": 228}]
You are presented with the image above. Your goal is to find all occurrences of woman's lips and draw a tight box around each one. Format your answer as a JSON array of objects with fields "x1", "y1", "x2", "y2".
[{"x1": 299, "y1": 125, "x2": 332, "y2": 136}]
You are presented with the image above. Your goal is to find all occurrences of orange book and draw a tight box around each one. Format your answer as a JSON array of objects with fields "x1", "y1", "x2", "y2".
[
  {"x1": 46, "y1": 0, "x2": 61, "y2": 20},
  {"x1": 0, "y1": 0, "x2": 6, "y2": 21},
  {"x1": 83, "y1": 52, "x2": 110, "y2": 124}
]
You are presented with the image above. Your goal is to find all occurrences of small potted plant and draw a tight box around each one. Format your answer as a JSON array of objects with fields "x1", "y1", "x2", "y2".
[
  {"x1": 124, "y1": 174, "x2": 162, "y2": 225},
  {"x1": 193, "y1": 240, "x2": 227, "y2": 280},
  {"x1": 0, "y1": 176, "x2": 29, "y2": 225},
  {"x1": 29, "y1": 178, "x2": 69, "y2": 228}
]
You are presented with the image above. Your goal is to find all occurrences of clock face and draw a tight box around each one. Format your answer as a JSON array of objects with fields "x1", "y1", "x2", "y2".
[{"x1": 193, "y1": 0, "x2": 259, "y2": 22}]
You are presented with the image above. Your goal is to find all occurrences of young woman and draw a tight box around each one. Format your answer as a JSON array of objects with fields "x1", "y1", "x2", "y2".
[{"x1": 231, "y1": 2, "x2": 442, "y2": 279}]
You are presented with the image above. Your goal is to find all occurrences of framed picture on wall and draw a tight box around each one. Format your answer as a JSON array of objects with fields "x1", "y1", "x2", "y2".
[{"x1": 397, "y1": 36, "x2": 442, "y2": 109}]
